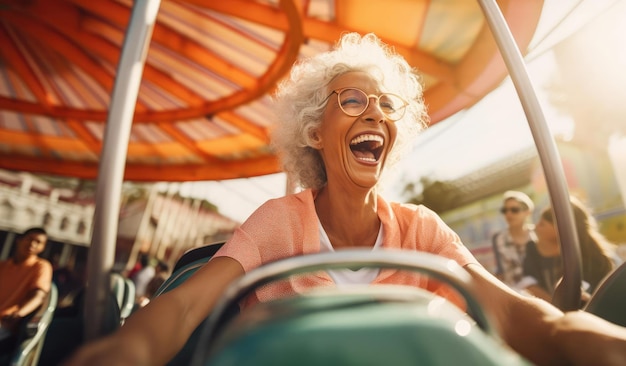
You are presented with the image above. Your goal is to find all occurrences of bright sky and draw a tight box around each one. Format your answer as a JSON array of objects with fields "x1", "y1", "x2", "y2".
[
  {"x1": 178, "y1": 0, "x2": 623, "y2": 223},
  {"x1": 380, "y1": 50, "x2": 576, "y2": 199}
]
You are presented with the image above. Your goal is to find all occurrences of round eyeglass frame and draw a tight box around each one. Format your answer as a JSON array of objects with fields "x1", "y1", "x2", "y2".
[{"x1": 322, "y1": 87, "x2": 409, "y2": 122}]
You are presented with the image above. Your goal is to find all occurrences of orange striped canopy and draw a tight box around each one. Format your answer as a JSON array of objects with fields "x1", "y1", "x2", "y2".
[{"x1": 0, "y1": 0, "x2": 543, "y2": 181}]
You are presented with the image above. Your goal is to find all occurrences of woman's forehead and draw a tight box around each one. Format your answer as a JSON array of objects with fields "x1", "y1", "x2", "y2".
[{"x1": 328, "y1": 71, "x2": 382, "y2": 90}]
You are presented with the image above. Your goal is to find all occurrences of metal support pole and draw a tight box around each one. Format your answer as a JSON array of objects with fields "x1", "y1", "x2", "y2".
[
  {"x1": 84, "y1": 0, "x2": 161, "y2": 340},
  {"x1": 477, "y1": 0, "x2": 582, "y2": 310}
]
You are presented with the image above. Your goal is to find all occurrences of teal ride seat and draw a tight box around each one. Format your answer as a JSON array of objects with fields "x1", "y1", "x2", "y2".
[
  {"x1": 110, "y1": 273, "x2": 126, "y2": 319},
  {"x1": 170, "y1": 241, "x2": 226, "y2": 273},
  {"x1": 10, "y1": 283, "x2": 58, "y2": 366},
  {"x1": 38, "y1": 285, "x2": 121, "y2": 366},
  {"x1": 199, "y1": 286, "x2": 531, "y2": 366},
  {"x1": 155, "y1": 242, "x2": 226, "y2": 298},
  {"x1": 584, "y1": 262, "x2": 626, "y2": 327},
  {"x1": 190, "y1": 250, "x2": 533, "y2": 366},
  {"x1": 119, "y1": 277, "x2": 136, "y2": 322}
]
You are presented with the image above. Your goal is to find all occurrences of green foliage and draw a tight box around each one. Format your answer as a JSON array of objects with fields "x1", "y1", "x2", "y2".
[{"x1": 402, "y1": 177, "x2": 461, "y2": 213}]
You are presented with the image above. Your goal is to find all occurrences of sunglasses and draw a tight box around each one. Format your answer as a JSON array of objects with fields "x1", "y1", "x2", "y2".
[{"x1": 500, "y1": 207, "x2": 523, "y2": 214}]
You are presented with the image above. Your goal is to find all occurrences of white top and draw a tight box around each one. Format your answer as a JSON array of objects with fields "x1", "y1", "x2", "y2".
[
  {"x1": 318, "y1": 220, "x2": 382, "y2": 285},
  {"x1": 133, "y1": 266, "x2": 155, "y2": 297}
]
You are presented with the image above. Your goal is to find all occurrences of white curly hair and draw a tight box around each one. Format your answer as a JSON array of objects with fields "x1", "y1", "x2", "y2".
[{"x1": 271, "y1": 32, "x2": 429, "y2": 190}]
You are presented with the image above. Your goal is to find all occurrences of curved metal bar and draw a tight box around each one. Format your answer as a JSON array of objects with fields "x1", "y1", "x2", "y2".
[
  {"x1": 84, "y1": 0, "x2": 161, "y2": 340},
  {"x1": 191, "y1": 250, "x2": 494, "y2": 365},
  {"x1": 477, "y1": 0, "x2": 582, "y2": 311}
]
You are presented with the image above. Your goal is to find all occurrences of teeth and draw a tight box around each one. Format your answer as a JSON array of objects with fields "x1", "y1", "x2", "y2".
[{"x1": 350, "y1": 134, "x2": 383, "y2": 145}]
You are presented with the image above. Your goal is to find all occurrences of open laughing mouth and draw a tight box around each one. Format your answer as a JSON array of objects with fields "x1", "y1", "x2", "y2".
[{"x1": 349, "y1": 134, "x2": 384, "y2": 163}]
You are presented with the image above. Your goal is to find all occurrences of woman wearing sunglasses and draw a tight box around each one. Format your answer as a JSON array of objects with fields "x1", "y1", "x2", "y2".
[
  {"x1": 491, "y1": 190, "x2": 537, "y2": 290},
  {"x1": 66, "y1": 33, "x2": 626, "y2": 366}
]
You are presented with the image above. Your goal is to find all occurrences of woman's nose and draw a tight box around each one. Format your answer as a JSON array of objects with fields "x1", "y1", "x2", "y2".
[{"x1": 363, "y1": 99, "x2": 385, "y2": 123}]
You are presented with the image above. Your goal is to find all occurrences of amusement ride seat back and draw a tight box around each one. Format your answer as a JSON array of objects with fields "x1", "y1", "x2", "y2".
[
  {"x1": 171, "y1": 241, "x2": 227, "y2": 273},
  {"x1": 119, "y1": 277, "x2": 136, "y2": 323},
  {"x1": 584, "y1": 261, "x2": 626, "y2": 327},
  {"x1": 110, "y1": 273, "x2": 126, "y2": 316},
  {"x1": 9, "y1": 283, "x2": 58, "y2": 366},
  {"x1": 38, "y1": 281, "x2": 121, "y2": 366}
]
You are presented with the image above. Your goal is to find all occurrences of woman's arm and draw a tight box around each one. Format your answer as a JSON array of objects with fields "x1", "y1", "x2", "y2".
[
  {"x1": 466, "y1": 264, "x2": 626, "y2": 366},
  {"x1": 65, "y1": 256, "x2": 244, "y2": 366},
  {"x1": 521, "y1": 284, "x2": 552, "y2": 302},
  {"x1": 465, "y1": 264, "x2": 566, "y2": 365},
  {"x1": 552, "y1": 310, "x2": 626, "y2": 365}
]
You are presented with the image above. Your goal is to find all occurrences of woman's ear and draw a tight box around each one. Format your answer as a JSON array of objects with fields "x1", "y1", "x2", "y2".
[{"x1": 308, "y1": 129, "x2": 323, "y2": 149}]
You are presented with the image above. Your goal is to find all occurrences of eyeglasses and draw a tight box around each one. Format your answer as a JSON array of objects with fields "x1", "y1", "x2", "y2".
[
  {"x1": 500, "y1": 207, "x2": 523, "y2": 214},
  {"x1": 323, "y1": 87, "x2": 409, "y2": 122}
]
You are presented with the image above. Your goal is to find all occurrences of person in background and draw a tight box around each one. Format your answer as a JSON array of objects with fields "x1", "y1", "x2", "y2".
[
  {"x1": 125, "y1": 253, "x2": 146, "y2": 280},
  {"x1": 52, "y1": 265, "x2": 82, "y2": 309},
  {"x1": 66, "y1": 33, "x2": 626, "y2": 366},
  {"x1": 138, "y1": 260, "x2": 170, "y2": 307},
  {"x1": 0, "y1": 227, "x2": 52, "y2": 358},
  {"x1": 131, "y1": 254, "x2": 155, "y2": 304},
  {"x1": 491, "y1": 190, "x2": 536, "y2": 289},
  {"x1": 520, "y1": 196, "x2": 622, "y2": 304}
]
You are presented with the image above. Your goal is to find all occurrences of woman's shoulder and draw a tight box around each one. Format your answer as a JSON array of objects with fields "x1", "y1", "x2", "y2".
[
  {"x1": 253, "y1": 189, "x2": 314, "y2": 215},
  {"x1": 388, "y1": 200, "x2": 434, "y2": 215},
  {"x1": 384, "y1": 200, "x2": 455, "y2": 236},
  {"x1": 386, "y1": 200, "x2": 443, "y2": 224},
  {"x1": 241, "y1": 189, "x2": 316, "y2": 229}
]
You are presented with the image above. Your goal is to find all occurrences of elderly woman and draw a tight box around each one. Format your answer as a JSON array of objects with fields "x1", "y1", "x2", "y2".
[{"x1": 67, "y1": 33, "x2": 626, "y2": 366}]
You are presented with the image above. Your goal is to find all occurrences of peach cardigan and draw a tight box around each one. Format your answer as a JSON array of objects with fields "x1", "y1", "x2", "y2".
[{"x1": 214, "y1": 189, "x2": 478, "y2": 309}]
